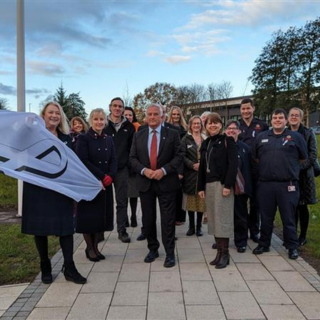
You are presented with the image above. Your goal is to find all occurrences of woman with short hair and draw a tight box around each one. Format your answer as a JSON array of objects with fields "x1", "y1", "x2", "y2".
[{"x1": 76, "y1": 108, "x2": 117, "y2": 261}]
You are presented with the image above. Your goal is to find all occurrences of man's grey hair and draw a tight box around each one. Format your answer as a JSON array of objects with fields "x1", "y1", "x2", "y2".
[{"x1": 146, "y1": 103, "x2": 164, "y2": 117}]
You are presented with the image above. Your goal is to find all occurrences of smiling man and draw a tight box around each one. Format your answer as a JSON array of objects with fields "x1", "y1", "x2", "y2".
[{"x1": 251, "y1": 108, "x2": 308, "y2": 260}]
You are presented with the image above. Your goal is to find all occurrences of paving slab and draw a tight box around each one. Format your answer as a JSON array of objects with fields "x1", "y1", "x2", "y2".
[
  {"x1": 260, "y1": 305, "x2": 306, "y2": 320},
  {"x1": 80, "y1": 272, "x2": 118, "y2": 293},
  {"x1": 147, "y1": 292, "x2": 185, "y2": 320},
  {"x1": 210, "y1": 269, "x2": 249, "y2": 292},
  {"x1": 237, "y1": 263, "x2": 274, "y2": 281},
  {"x1": 149, "y1": 271, "x2": 181, "y2": 292},
  {"x1": 119, "y1": 263, "x2": 150, "y2": 282},
  {"x1": 180, "y1": 262, "x2": 212, "y2": 281},
  {"x1": 185, "y1": 305, "x2": 226, "y2": 320},
  {"x1": 182, "y1": 280, "x2": 219, "y2": 305},
  {"x1": 288, "y1": 292, "x2": 320, "y2": 319},
  {"x1": 258, "y1": 255, "x2": 295, "y2": 271},
  {"x1": 26, "y1": 307, "x2": 70, "y2": 320},
  {"x1": 66, "y1": 293, "x2": 112, "y2": 319},
  {"x1": 218, "y1": 291, "x2": 265, "y2": 320},
  {"x1": 112, "y1": 282, "x2": 148, "y2": 306},
  {"x1": 106, "y1": 306, "x2": 147, "y2": 320},
  {"x1": 272, "y1": 271, "x2": 316, "y2": 292},
  {"x1": 247, "y1": 280, "x2": 293, "y2": 305}
]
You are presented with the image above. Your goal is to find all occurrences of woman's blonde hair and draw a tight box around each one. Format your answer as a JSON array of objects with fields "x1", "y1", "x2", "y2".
[
  {"x1": 70, "y1": 116, "x2": 88, "y2": 132},
  {"x1": 167, "y1": 106, "x2": 188, "y2": 130},
  {"x1": 40, "y1": 101, "x2": 69, "y2": 134},
  {"x1": 188, "y1": 115, "x2": 204, "y2": 134},
  {"x1": 88, "y1": 108, "x2": 108, "y2": 127}
]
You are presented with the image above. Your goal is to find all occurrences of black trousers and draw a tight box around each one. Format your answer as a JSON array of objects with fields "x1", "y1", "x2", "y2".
[
  {"x1": 234, "y1": 194, "x2": 249, "y2": 247},
  {"x1": 140, "y1": 181, "x2": 176, "y2": 256},
  {"x1": 175, "y1": 187, "x2": 186, "y2": 222},
  {"x1": 257, "y1": 181, "x2": 299, "y2": 249},
  {"x1": 248, "y1": 178, "x2": 260, "y2": 237}
]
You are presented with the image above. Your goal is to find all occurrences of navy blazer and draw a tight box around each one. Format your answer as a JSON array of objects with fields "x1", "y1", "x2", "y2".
[
  {"x1": 129, "y1": 126, "x2": 183, "y2": 193},
  {"x1": 76, "y1": 128, "x2": 117, "y2": 181}
]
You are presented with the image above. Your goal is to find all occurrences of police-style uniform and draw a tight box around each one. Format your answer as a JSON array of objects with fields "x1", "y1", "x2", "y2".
[
  {"x1": 239, "y1": 117, "x2": 269, "y2": 239},
  {"x1": 251, "y1": 128, "x2": 308, "y2": 249}
]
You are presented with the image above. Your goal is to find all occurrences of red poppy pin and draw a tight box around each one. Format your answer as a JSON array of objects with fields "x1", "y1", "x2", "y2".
[{"x1": 255, "y1": 124, "x2": 261, "y2": 130}]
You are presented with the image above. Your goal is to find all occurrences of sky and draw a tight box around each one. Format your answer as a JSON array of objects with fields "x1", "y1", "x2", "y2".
[{"x1": 0, "y1": 0, "x2": 319, "y2": 115}]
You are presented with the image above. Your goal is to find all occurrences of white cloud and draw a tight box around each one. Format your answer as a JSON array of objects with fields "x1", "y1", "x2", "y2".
[
  {"x1": 27, "y1": 61, "x2": 66, "y2": 76},
  {"x1": 164, "y1": 55, "x2": 191, "y2": 64}
]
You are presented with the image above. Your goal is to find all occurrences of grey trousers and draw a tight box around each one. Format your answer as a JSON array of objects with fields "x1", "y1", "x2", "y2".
[{"x1": 113, "y1": 167, "x2": 129, "y2": 233}]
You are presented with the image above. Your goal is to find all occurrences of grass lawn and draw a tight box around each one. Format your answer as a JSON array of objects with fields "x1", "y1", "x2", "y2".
[
  {"x1": 0, "y1": 224, "x2": 60, "y2": 285},
  {"x1": 0, "y1": 175, "x2": 18, "y2": 211}
]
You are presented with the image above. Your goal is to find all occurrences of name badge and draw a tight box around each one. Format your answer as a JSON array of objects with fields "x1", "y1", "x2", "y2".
[
  {"x1": 261, "y1": 139, "x2": 268, "y2": 143},
  {"x1": 288, "y1": 185, "x2": 296, "y2": 192}
]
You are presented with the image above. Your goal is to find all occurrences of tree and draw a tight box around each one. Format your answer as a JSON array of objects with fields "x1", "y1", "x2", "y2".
[
  {"x1": 64, "y1": 93, "x2": 87, "y2": 120},
  {"x1": 250, "y1": 17, "x2": 320, "y2": 118},
  {"x1": 122, "y1": 82, "x2": 133, "y2": 107},
  {"x1": 54, "y1": 84, "x2": 69, "y2": 108},
  {"x1": 133, "y1": 82, "x2": 178, "y2": 110},
  {"x1": 216, "y1": 81, "x2": 233, "y2": 119},
  {"x1": 0, "y1": 98, "x2": 9, "y2": 110}
]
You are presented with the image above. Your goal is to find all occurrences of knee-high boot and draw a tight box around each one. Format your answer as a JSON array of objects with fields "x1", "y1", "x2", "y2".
[
  {"x1": 215, "y1": 238, "x2": 230, "y2": 269},
  {"x1": 196, "y1": 212, "x2": 203, "y2": 236},
  {"x1": 210, "y1": 237, "x2": 221, "y2": 265}
]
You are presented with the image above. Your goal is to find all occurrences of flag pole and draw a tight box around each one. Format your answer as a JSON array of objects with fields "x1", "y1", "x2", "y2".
[{"x1": 17, "y1": 0, "x2": 25, "y2": 217}]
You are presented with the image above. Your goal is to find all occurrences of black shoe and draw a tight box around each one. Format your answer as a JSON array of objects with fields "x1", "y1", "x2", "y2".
[
  {"x1": 299, "y1": 238, "x2": 307, "y2": 246},
  {"x1": 40, "y1": 260, "x2": 52, "y2": 284},
  {"x1": 164, "y1": 255, "x2": 175, "y2": 268},
  {"x1": 144, "y1": 250, "x2": 159, "y2": 263},
  {"x1": 137, "y1": 233, "x2": 146, "y2": 241},
  {"x1": 237, "y1": 246, "x2": 246, "y2": 253},
  {"x1": 62, "y1": 262, "x2": 87, "y2": 284},
  {"x1": 196, "y1": 228, "x2": 203, "y2": 237},
  {"x1": 96, "y1": 252, "x2": 105, "y2": 260},
  {"x1": 250, "y1": 235, "x2": 259, "y2": 243},
  {"x1": 289, "y1": 248, "x2": 299, "y2": 260},
  {"x1": 212, "y1": 243, "x2": 217, "y2": 249},
  {"x1": 118, "y1": 231, "x2": 131, "y2": 243},
  {"x1": 186, "y1": 227, "x2": 195, "y2": 236},
  {"x1": 85, "y1": 249, "x2": 100, "y2": 262},
  {"x1": 253, "y1": 245, "x2": 270, "y2": 255}
]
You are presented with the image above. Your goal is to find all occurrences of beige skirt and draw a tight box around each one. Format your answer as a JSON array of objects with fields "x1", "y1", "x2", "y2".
[{"x1": 205, "y1": 181, "x2": 234, "y2": 238}]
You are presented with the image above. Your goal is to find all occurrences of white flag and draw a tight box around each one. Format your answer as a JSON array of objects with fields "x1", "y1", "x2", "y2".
[{"x1": 0, "y1": 110, "x2": 102, "y2": 202}]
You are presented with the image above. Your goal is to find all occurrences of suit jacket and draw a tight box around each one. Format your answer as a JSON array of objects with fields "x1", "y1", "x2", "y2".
[
  {"x1": 129, "y1": 126, "x2": 183, "y2": 193},
  {"x1": 139, "y1": 122, "x2": 180, "y2": 132}
]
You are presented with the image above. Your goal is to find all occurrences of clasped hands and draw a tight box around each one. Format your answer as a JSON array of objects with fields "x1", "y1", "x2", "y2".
[{"x1": 144, "y1": 168, "x2": 164, "y2": 180}]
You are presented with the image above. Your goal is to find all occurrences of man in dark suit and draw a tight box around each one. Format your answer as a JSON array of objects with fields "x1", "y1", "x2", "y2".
[{"x1": 129, "y1": 103, "x2": 183, "y2": 268}]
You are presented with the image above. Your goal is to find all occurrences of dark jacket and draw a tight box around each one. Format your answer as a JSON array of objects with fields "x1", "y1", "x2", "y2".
[
  {"x1": 239, "y1": 117, "x2": 269, "y2": 146},
  {"x1": 197, "y1": 134, "x2": 238, "y2": 191},
  {"x1": 22, "y1": 131, "x2": 74, "y2": 236},
  {"x1": 104, "y1": 116, "x2": 135, "y2": 170},
  {"x1": 181, "y1": 133, "x2": 203, "y2": 195},
  {"x1": 237, "y1": 140, "x2": 252, "y2": 197},
  {"x1": 129, "y1": 126, "x2": 183, "y2": 193},
  {"x1": 288, "y1": 124, "x2": 317, "y2": 205},
  {"x1": 75, "y1": 128, "x2": 117, "y2": 233},
  {"x1": 76, "y1": 128, "x2": 117, "y2": 181}
]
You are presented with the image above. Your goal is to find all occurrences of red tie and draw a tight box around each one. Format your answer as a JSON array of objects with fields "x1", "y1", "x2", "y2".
[{"x1": 150, "y1": 130, "x2": 157, "y2": 170}]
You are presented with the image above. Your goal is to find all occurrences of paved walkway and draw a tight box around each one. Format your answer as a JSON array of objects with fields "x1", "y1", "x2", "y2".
[{"x1": 1, "y1": 207, "x2": 320, "y2": 320}]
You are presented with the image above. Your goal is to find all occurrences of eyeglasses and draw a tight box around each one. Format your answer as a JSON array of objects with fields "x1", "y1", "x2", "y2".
[{"x1": 289, "y1": 114, "x2": 300, "y2": 118}]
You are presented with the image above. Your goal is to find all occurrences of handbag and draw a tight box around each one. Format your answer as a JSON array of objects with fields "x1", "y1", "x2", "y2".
[
  {"x1": 313, "y1": 158, "x2": 320, "y2": 177},
  {"x1": 234, "y1": 168, "x2": 245, "y2": 195}
]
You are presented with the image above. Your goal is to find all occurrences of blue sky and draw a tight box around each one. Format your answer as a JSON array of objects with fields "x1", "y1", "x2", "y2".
[{"x1": 0, "y1": 0, "x2": 319, "y2": 115}]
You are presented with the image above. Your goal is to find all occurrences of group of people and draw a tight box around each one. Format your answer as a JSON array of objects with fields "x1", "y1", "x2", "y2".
[{"x1": 21, "y1": 97, "x2": 318, "y2": 285}]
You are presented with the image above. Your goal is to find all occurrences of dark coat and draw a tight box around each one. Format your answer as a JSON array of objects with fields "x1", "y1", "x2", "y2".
[
  {"x1": 197, "y1": 134, "x2": 238, "y2": 191},
  {"x1": 181, "y1": 133, "x2": 203, "y2": 195},
  {"x1": 21, "y1": 131, "x2": 74, "y2": 236},
  {"x1": 236, "y1": 140, "x2": 252, "y2": 197},
  {"x1": 129, "y1": 126, "x2": 183, "y2": 193},
  {"x1": 104, "y1": 117, "x2": 135, "y2": 170},
  {"x1": 75, "y1": 128, "x2": 117, "y2": 233},
  {"x1": 288, "y1": 124, "x2": 317, "y2": 205}
]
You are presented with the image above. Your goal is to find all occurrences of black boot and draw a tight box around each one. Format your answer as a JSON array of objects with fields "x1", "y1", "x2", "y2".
[
  {"x1": 186, "y1": 211, "x2": 195, "y2": 236},
  {"x1": 210, "y1": 238, "x2": 221, "y2": 265},
  {"x1": 215, "y1": 238, "x2": 230, "y2": 269},
  {"x1": 62, "y1": 261, "x2": 87, "y2": 284},
  {"x1": 131, "y1": 214, "x2": 138, "y2": 228},
  {"x1": 40, "y1": 260, "x2": 52, "y2": 284},
  {"x1": 196, "y1": 212, "x2": 203, "y2": 236}
]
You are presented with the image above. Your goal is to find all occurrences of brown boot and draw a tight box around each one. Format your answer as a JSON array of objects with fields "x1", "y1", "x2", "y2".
[
  {"x1": 210, "y1": 238, "x2": 221, "y2": 265},
  {"x1": 215, "y1": 238, "x2": 230, "y2": 269}
]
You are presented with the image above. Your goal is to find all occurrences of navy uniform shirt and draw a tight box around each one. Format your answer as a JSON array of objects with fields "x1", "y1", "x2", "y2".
[
  {"x1": 251, "y1": 129, "x2": 308, "y2": 182},
  {"x1": 239, "y1": 118, "x2": 269, "y2": 146}
]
